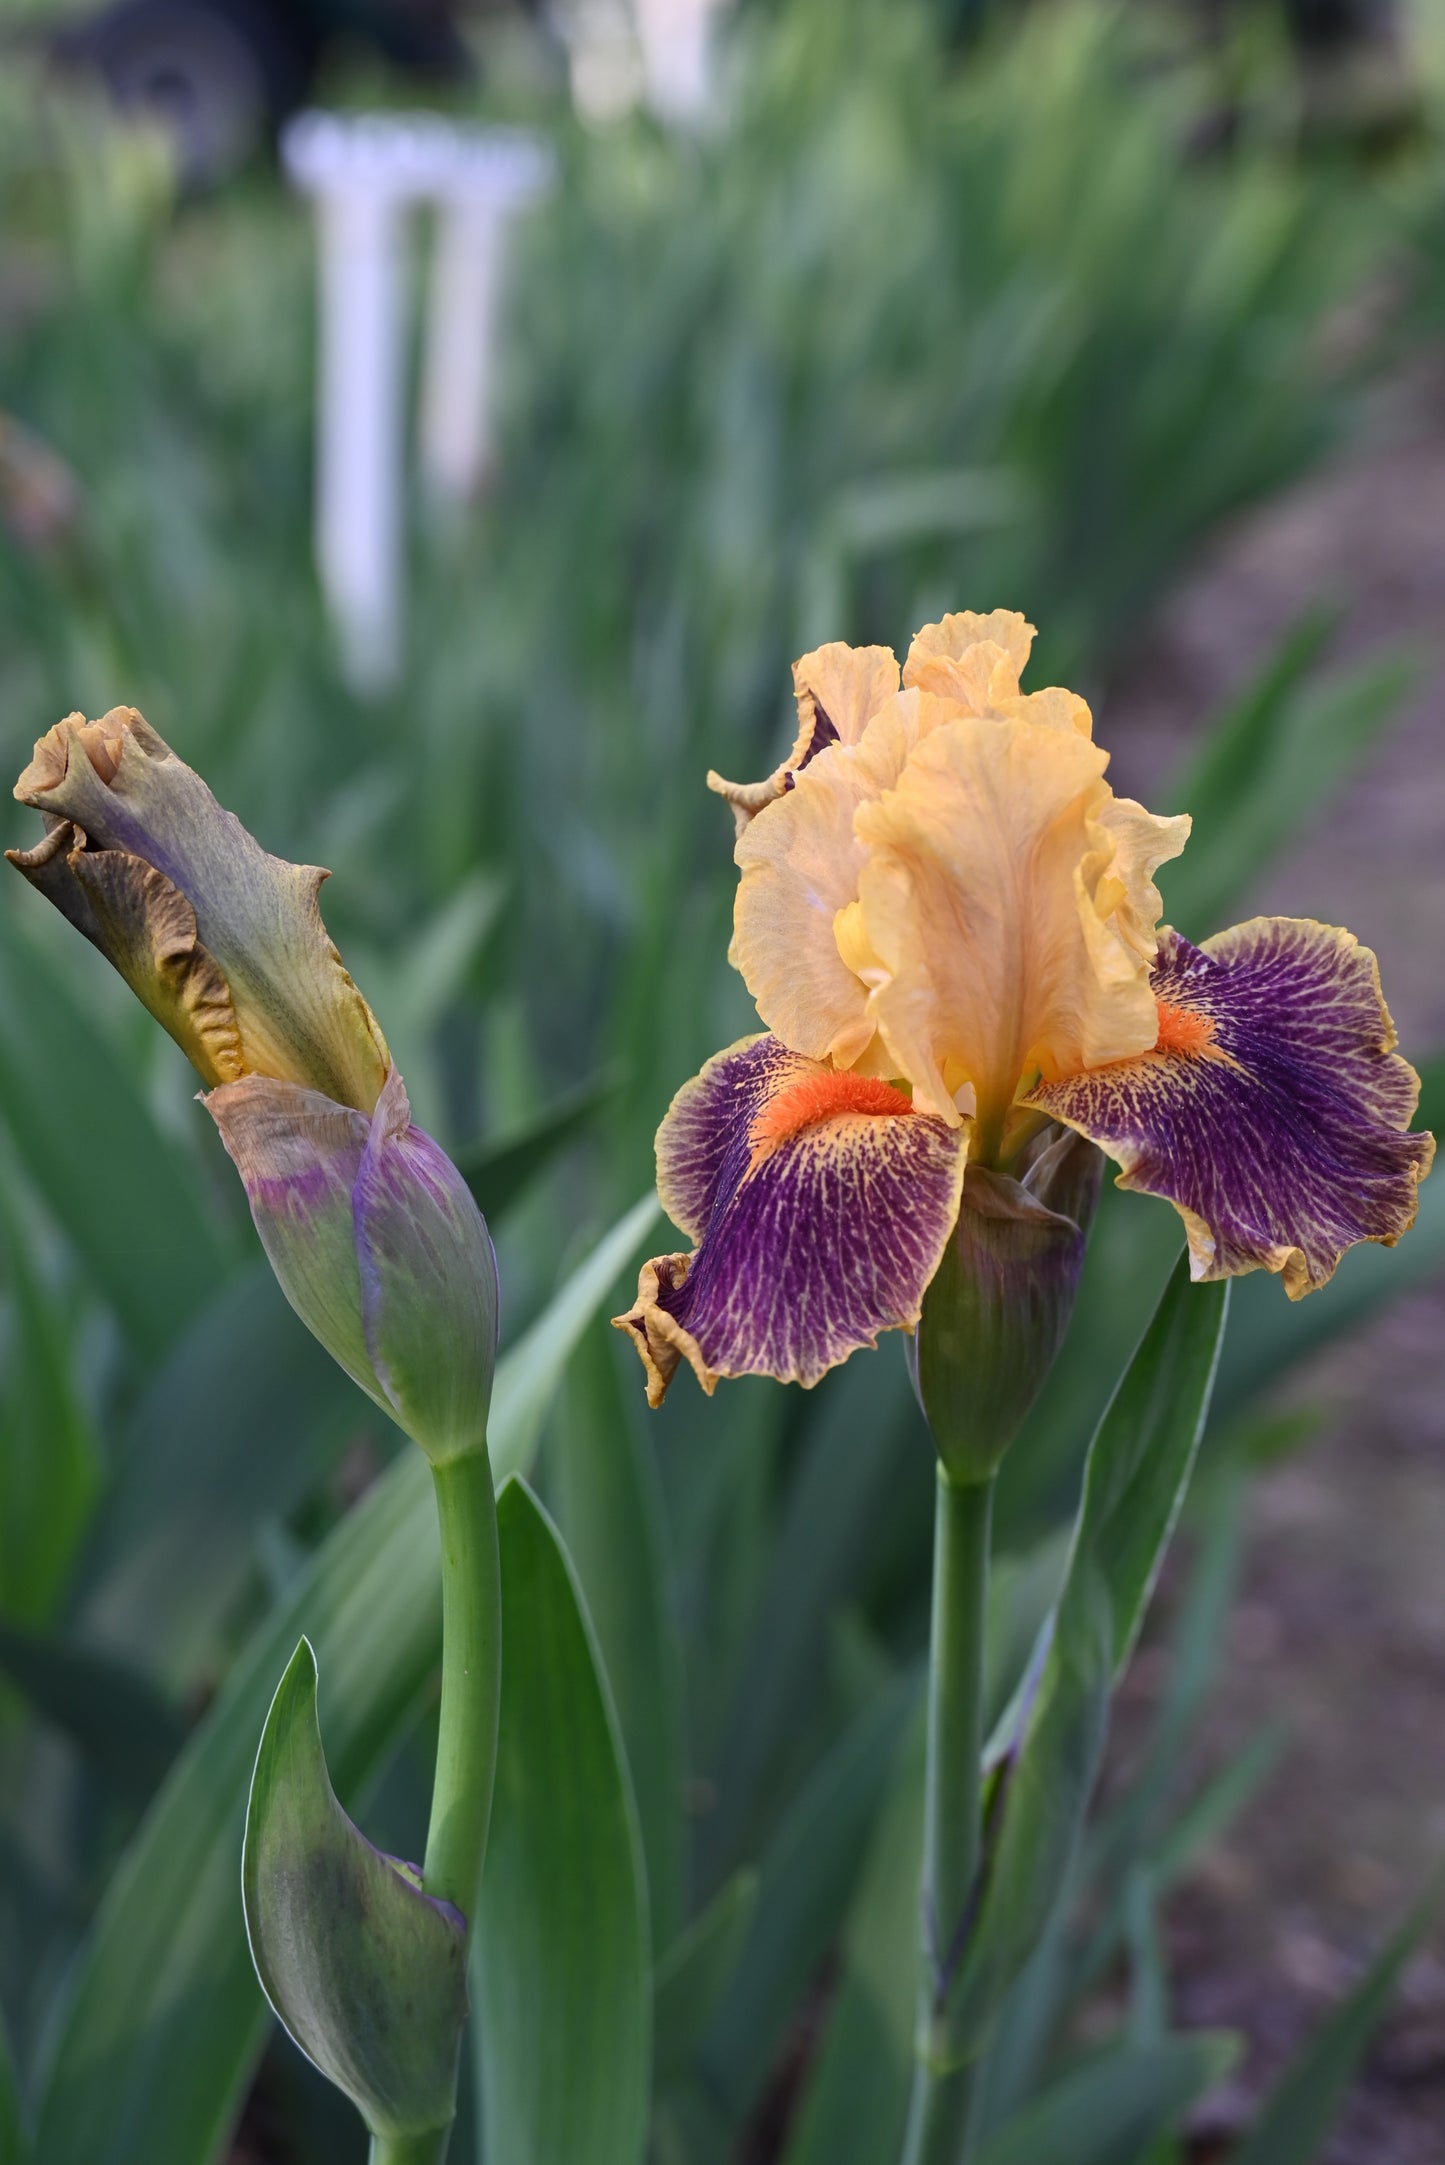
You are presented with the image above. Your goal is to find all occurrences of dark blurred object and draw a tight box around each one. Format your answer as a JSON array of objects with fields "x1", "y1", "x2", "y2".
[
  {"x1": 1281, "y1": 0, "x2": 1418, "y2": 146},
  {"x1": 44, "y1": 0, "x2": 490, "y2": 183},
  {"x1": 1186, "y1": 0, "x2": 1420, "y2": 155}
]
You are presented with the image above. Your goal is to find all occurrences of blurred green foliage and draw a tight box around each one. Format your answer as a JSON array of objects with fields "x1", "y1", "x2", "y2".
[{"x1": 0, "y1": 0, "x2": 1441, "y2": 2158}]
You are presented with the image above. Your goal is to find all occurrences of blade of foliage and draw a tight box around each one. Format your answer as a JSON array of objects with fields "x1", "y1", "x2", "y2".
[
  {"x1": 0, "y1": 910, "x2": 230, "y2": 1359},
  {"x1": 973, "y1": 2034, "x2": 1238, "y2": 2165},
  {"x1": 75, "y1": 1265, "x2": 364, "y2": 1689},
  {"x1": 0, "y1": 2005, "x2": 25, "y2": 2165},
  {"x1": 1151, "y1": 1729, "x2": 1283, "y2": 1887},
  {"x1": 349, "y1": 872, "x2": 506, "y2": 1138},
  {"x1": 553, "y1": 1328, "x2": 685, "y2": 1950},
  {"x1": 1087, "y1": 1479, "x2": 1245, "y2": 1892},
  {"x1": 1229, "y1": 1875, "x2": 1445, "y2": 2165},
  {"x1": 0, "y1": 1166, "x2": 99, "y2": 1624},
  {"x1": 782, "y1": 1711, "x2": 926, "y2": 2165},
  {"x1": 31, "y1": 1198, "x2": 657, "y2": 2165},
  {"x1": 0, "y1": 1620, "x2": 184, "y2": 1807},
  {"x1": 456, "y1": 1069, "x2": 622, "y2": 1225},
  {"x1": 1124, "y1": 1873, "x2": 1167, "y2": 2045},
  {"x1": 659, "y1": 1376, "x2": 788, "y2": 1813},
  {"x1": 946, "y1": 1263, "x2": 1229, "y2": 2059},
  {"x1": 700, "y1": 1672, "x2": 918, "y2": 2126},
  {"x1": 1161, "y1": 624, "x2": 1415, "y2": 943},
  {"x1": 699, "y1": 1347, "x2": 923, "y2": 1890},
  {"x1": 1215, "y1": 1164, "x2": 1445, "y2": 1422},
  {"x1": 243, "y1": 1638, "x2": 468, "y2": 2140},
  {"x1": 653, "y1": 1872, "x2": 759, "y2": 2093},
  {"x1": 472, "y1": 1480, "x2": 650, "y2": 2165}
]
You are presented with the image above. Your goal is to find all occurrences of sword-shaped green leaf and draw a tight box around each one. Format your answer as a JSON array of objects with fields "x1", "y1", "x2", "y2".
[
  {"x1": 30, "y1": 1196, "x2": 657, "y2": 2165},
  {"x1": 242, "y1": 1639, "x2": 468, "y2": 2140},
  {"x1": 473, "y1": 1479, "x2": 650, "y2": 2165},
  {"x1": 940, "y1": 1261, "x2": 1228, "y2": 2062}
]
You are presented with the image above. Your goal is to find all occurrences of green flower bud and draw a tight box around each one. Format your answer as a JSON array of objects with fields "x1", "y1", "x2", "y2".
[{"x1": 911, "y1": 1124, "x2": 1102, "y2": 1485}]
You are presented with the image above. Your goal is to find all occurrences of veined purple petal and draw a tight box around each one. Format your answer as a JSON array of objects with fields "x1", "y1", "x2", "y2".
[
  {"x1": 615, "y1": 1032, "x2": 967, "y2": 1404},
  {"x1": 1027, "y1": 919, "x2": 1435, "y2": 1298}
]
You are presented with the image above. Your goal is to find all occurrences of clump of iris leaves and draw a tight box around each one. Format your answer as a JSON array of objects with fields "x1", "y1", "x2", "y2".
[{"x1": 0, "y1": 1, "x2": 1442, "y2": 2160}]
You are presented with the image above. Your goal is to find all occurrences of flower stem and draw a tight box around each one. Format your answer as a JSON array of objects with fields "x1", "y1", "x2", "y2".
[
  {"x1": 423, "y1": 1447, "x2": 503, "y2": 1926},
  {"x1": 900, "y1": 1466, "x2": 994, "y2": 2165},
  {"x1": 369, "y1": 2131, "x2": 451, "y2": 2165},
  {"x1": 373, "y1": 1447, "x2": 500, "y2": 2165}
]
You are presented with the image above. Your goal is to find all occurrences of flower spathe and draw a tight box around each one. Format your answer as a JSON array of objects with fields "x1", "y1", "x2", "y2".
[
  {"x1": 617, "y1": 611, "x2": 1434, "y2": 1404},
  {"x1": 9, "y1": 708, "x2": 498, "y2": 1460}
]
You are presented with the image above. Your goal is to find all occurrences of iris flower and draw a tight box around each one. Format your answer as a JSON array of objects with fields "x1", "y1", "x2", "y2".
[{"x1": 616, "y1": 611, "x2": 1433, "y2": 1406}]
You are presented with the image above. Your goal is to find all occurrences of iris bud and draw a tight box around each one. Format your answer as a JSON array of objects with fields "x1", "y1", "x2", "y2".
[
  {"x1": 9, "y1": 708, "x2": 497, "y2": 1461},
  {"x1": 911, "y1": 1124, "x2": 1102, "y2": 1485},
  {"x1": 208, "y1": 1070, "x2": 498, "y2": 1464}
]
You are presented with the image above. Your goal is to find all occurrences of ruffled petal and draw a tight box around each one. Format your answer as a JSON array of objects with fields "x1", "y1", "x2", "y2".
[
  {"x1": 853, "y1": 714, "x2": 1170, "y2": 1126},
  {"x1": 707, "y1": 642, "x2": 900, "y2": 835},
  {"x1": 7, "y1": 822, "x2": 245, "y2": 1087},
  {"x1": 728, "y1": 688, "x2": 957, "y2": 1070},
  {"x1": 614, "y1": 1032, "x2": 968, "y2": 1404},
  {"x1": 1086, "y1": 797, "x2": 1192, "y2": 963},
  {"x1": 14, "y1": 709, "x2": 389, "y2": 1111},
  {"x1": 903, "y1": 613, "x2": 1093, "y2": 738},
  {"x1": 1026, "y1": 920, "x2": 1436, "y2": 1298},
  {"x1": 903, "y1": 610, "x2": 1036, "y2": 698}
]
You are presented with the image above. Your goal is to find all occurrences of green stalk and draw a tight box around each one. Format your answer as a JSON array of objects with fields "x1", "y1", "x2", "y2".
[
  {"x1": 900, "y1": 1467, "x2": 994, "y2": 2165},
  {"x1": 369, "y1": 2132, "x2": 451, "y2": 2165},
  {"x1": 368, "y1": 1447, "x2": 502, "y2": 2165},
  {"x1": 423, "y1": 1447, "x2": 503, "y2": 1921}
]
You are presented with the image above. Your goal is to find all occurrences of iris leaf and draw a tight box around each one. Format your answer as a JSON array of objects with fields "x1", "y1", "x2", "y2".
[
  {"x1": 29, "y1": 1196, "x2": 658, "y2": 2165},
  {"x1": 698, "y1": 1347, "x2": 924, "y2": 1891},
  {"x1": 943, "y1": 1260, "x2": 1228, "y2": 2060},
  {"x1": 1228, "y1": 1873, "x2": 1445, "y2": 2165},
  {"x1": 700, "y1": 1670, "x2": 918, "y2": 2127},
  {"x1": 1160, "y1": 617, "x2": 1415, "y2": 942},
  {"x1": 653, "y1": 1871, "x2": 759, "y2": 2092},
  {"x1": 0, "y1": 1164, "x2": 99, "y2": 1625},
  {"x1": 243, "y1": 1639, "x2": 468, "y2": 2140},
  {"x1": 0, "y1": 2005, "x2": 25, "y2": 2165},
  {"x1": 553, "y1": 1326, "x2": 686, "y2": 1950},
  {"x1": 455, "y1": 1068, "x2": 623, "y2": 1226},
  {"x1": 0, "y1": 1620, "x2": 184, "y2": 1807},
  {"x1": 472, "y1": 1480, "x2": 650, "y2": 2165},
  {"x1": 74, "y1": 1264, "x2": 363, "y2": 1691},
  {"x1": 971, "y1": 2034, "x2": 1238, "y2": 2165},
  {"x1": 781, "y1": 1711, "x2": 926, "y2": 2165},
  {"x1": 0, "y1": 908, "x2": 231, "y2": 1359}
]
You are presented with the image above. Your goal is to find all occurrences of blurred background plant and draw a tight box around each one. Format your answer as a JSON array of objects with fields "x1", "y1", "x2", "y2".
[{"x1": 0, "y1": 0, "x2": 1443, "y2": 2159}]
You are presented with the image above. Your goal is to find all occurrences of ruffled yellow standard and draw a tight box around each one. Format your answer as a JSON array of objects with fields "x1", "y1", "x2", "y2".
[{"x1": 617, "y1": 610, "x2": 1434, "y2": 1403}]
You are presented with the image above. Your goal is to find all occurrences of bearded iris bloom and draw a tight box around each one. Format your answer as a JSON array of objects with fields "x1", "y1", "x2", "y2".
[
  {"x1": 616, "y1": 611, "x2": 1434, "y2": 1407},
  {"x1": 8, "y1": 708, "x2": 497, "y2": 1462}
]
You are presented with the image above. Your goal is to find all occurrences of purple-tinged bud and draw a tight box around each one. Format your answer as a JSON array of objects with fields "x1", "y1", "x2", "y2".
[
  {"x1": 207, "y1": 1067, "x2": 498, "y2": 1464},
  {"x1": 911, "y1": 1124, "x2": 1102, "y2": 1486}
]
